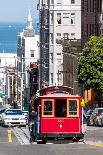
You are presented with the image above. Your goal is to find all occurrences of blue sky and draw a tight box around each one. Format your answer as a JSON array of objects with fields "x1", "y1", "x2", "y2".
[{"x1": 0, "y1": 0, "x2": 38, "y2": 22}]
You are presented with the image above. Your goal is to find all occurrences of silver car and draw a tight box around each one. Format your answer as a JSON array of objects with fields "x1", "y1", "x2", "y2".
[
  {"x1": 96, "y1": 112, "x2": 103, "y2": 126},
  {"x1": 91, "y1": 108, "x2": 103, "y2": 126},
  {"x1": 1, "y1": 109, "x2": 26, "y2": 127}
]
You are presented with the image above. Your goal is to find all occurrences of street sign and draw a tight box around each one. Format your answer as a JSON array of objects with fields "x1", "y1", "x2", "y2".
[{"x1": 0, "y1": 93, "x2": 6, "y2": 97}]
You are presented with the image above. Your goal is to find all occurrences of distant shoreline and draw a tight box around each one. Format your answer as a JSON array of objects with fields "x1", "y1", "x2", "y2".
[{"x1": 0, "y1": 22, "x2": 39, "y2": 53}]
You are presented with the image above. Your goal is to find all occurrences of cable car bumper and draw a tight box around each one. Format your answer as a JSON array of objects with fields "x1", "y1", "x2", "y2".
[{"x1": 40, "y1": 133, "x2": 84, "y2": 140}]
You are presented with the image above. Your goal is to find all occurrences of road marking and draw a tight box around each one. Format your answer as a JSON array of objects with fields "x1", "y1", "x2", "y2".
[
  {"x1": 85, "y1": 140, "x2": 103, "y2": 148},
  {"x1": 12, "y1": 128, "x2": 25, "y2": 145},
  {"x1": 12, "y1": 127, "x2": 31, "y2": 145},
  {"x1": 19, "y1": 128, "x2": 30, "y2": 144},
  {"x1": 94, "y1": 144, "x2": 103, "y2": 147},
  {"x1": 8, "y1": 128, "x2": 12, "y2": 143},
  {"x1": 87, "y1": 128, "x2": 98, "y2": 131}
]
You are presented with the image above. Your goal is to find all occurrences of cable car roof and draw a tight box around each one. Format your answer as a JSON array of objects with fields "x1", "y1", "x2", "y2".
[{"x1": 40, "y1": 93, "x2": 80, "y2": 98}]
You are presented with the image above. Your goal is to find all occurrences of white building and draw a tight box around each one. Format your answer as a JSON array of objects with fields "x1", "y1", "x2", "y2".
[
  {"x1": 17, "y1": 10, "x2": 39, "y2": 108},
  {"x1": 0, "y1": 53, "x2": 17, "y2": 104},
  {"x1": 38, "y1": 0, "x2": 81, "y2": 88},
  {"x1": 17, "y1": 9, "x2": 39, "y2": 86},
  {"x1": 0, "y1": 53, "x2": 16, "y2": 67}
]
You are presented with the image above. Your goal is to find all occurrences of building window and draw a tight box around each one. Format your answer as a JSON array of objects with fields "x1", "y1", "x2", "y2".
[
  {"x1": 57, "y1": 53, "x2": 61, "y2": 65},
  {"x1": 63, "y1": 13, "x2": 70, "y2": 25},
  {"x1": 51, "y1": 0, "x2": 54, "y2": 4},
  {"x1": 57, "y1": 71, "x2": 62, "y2": 85},
  {"x1": 63, "y1": 33, "x2": 69, "y2": 39},
  {"x1": 87, "y1": 24, "x2": 88, "y2": 37},
  {"x1": 71, "y1": 0, "x2": 75, "y2": 4},
  {"x1": 50, "y1": 33, "x2": 53, "y2": 44},
  {"x1": 57, "y1": 33, "x2": 61, "y2": 39},
  {"x1": 71, "y1": 33, "x2": 75, "y2": 39},
  {"x1": 45, "y1": 33, "x2": 49, "y2": 43},
  {"x1": 71, "y1": 13, "x2": 75, "y2": 25},
  {"x1": 30, "y1": 50, "x2": 34, "y2": 57},
  {"x1": 87, "y1": 0, "x2": 88, "y2": 12},
  {"x1": 51, "y1": 73, "x2": 53, "y2": 84},
  {"x1": 57, "y1": 0, "x2": 62, "y2": 4},
  {"x1": 50, "y1": 13, "x2": 53, "y2": 24},
  {"x1": 102, "y1": 14, "x2": 103, "y2": 21},
  {"x1": 50, "y1": 53, "x2": 53, "y2": 63},
  {"x1": 57, "y1": 13, "x2": 61, "y2": 24},
  {"x1": 90, "y1": 0, "x2": 92, "y2": 12}
]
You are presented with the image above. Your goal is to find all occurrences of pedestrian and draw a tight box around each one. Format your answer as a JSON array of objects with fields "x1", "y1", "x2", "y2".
[
  {"x1": 83, "y1": 108, "x2": 87, "y2": 133},
  {"x1": 28, "y1": 106, "x2": 38, "y2": 142}
]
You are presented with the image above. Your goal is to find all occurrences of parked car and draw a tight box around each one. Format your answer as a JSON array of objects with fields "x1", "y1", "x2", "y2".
[
  {"x1": 95, "y1": 112, "x2": 103, "y2": 126},
  {"x1": 1, "y1": 109, "x2": 26, "y2": 127},
  {"x1": 86, "y1": 109, "x2": 93, "y2": 126},
  {"x1": 91, "y1": 108, "x2": 103, "y2": 126},
  {"x1": 0, "y1": 108, "x2": 6, "y2": 124}
]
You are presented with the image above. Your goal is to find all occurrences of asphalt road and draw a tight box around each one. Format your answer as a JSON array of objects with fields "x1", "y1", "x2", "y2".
[
  {"x1": 0, "y1": 126, "x2": 103, "y2": 155},
  {"x1": 0, "y1": 126, "x2": 20, "y2": 145},
  {"x1": 0, "y1": 141, "x2": 103, "y2": 155}
]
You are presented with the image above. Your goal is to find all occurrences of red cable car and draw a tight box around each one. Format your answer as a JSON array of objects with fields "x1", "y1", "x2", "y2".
[{"x1": 29, "y1": 86, "x2": 84, "y2": 143}]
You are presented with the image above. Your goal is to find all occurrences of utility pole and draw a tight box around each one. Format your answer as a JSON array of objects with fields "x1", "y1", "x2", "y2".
[
  {"x1": 21, "y1": 55, "x2": 24, "y2": 111},
  {"x1": 14, "y1": 56, "x2": 16, "y2": 102},
  {"x1": 16, "y1": 57, "x2": 19, "y2": 104}
]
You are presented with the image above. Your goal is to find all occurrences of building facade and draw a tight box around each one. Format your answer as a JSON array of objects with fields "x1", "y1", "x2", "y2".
[
  {"x1": 0, "y1": 53, "x2": 17, "y2": 104},
  {"x1": 17, "y1": 10, "x2": 39, "y2": 109},
  {"x1": 38, "y1": 0, "x2": 102, "y2": 97},
  {"x1": 81, "y1": 0, "x2": 102, "y2": 47},
  {"x1": 38, "y1": 0, "x2": 81, "y2": 88}
]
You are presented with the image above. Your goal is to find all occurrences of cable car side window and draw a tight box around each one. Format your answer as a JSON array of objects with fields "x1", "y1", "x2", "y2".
[
  {"x1": 67, "y1": 99, "x2": 79, "y2": 117},
  {"x1": 42, "y1": 99, "x2": 54, "y2": 117}
]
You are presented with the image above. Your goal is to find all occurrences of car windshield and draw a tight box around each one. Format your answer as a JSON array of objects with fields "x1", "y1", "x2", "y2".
[
  {"x1": 87, "y1": 110, "x2": 93, "y2": 115},
  {"x1": 5, "y1": 110, "x2": 22, "y2": 115}
]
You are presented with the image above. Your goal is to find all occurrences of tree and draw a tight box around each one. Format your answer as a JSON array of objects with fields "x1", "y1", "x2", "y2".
[{"x1": 78, "y1": 36, "x2": 103, "y2": 98}]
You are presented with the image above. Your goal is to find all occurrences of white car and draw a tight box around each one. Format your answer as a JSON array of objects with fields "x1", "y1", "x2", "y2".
[
  {"x1": 0, "y1": 109, "x2": 6, "y2": 123},
  {"x1": 1, "y1": 109, "x2": 26, "y2": 127}
]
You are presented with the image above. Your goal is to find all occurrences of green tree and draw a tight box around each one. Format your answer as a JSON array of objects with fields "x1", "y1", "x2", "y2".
[{"x1": 78, "y1": 36, "x2": 103, "y2": 99}]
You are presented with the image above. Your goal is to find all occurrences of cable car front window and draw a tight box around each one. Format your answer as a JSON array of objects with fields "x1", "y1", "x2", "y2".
[
  {"x1": 43, "y1": 100, "x2": 53, "y2": 116},
  {"x1": 69, "y1": 100, "x2": 77, "y2": 115},
  {"x1": 67, "y1": 100, "x2": 79, "y2": 117}
]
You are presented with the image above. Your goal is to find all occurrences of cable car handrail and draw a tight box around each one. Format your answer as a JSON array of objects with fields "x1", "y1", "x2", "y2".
[{"x1": 51, "y1": 90, "x2": 70, "y2": 94}]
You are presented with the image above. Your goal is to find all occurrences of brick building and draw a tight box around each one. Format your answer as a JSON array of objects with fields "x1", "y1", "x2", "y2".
[{"x1": 81, "y1": 0, "x2": 102, "y2": 47}]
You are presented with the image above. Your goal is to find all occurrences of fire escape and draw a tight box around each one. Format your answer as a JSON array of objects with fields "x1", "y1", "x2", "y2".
[{"x1": 38, "y1": 0, "x2": 49, "y2": 89}]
